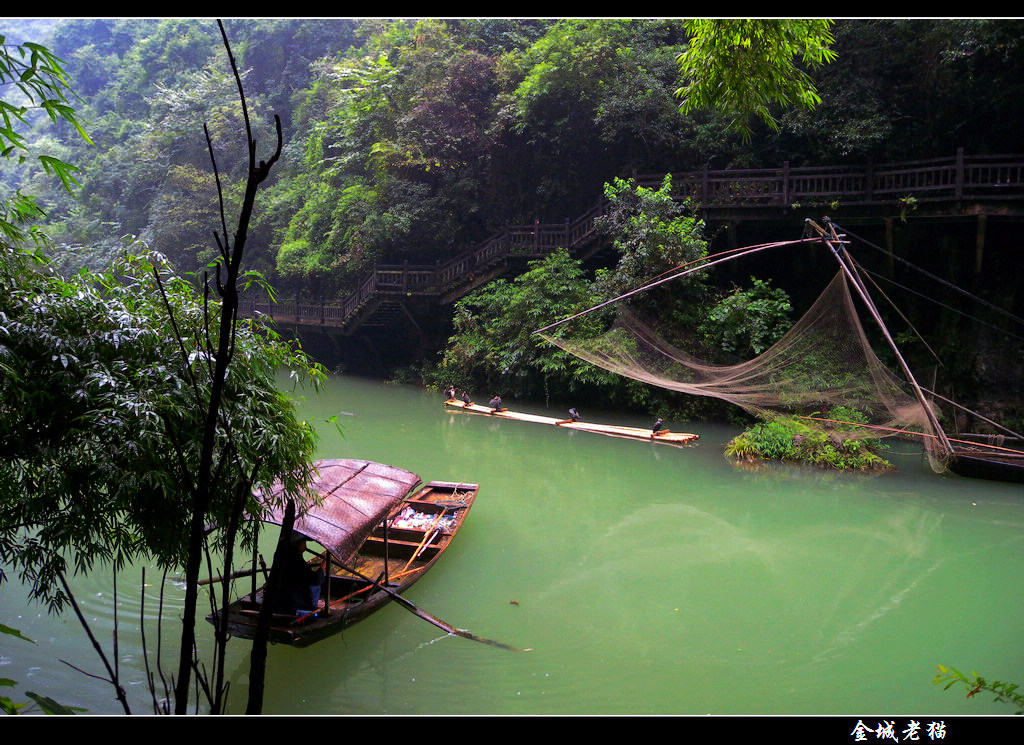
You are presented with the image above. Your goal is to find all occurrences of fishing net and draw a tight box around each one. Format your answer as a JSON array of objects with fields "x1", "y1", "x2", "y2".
[{"x1": 541, "y1": 269, "x2": 951, "y2": 465}]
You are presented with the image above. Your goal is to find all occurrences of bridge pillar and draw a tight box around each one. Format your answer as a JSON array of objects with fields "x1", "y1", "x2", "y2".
[
  {"x1": 975, "y1": 214, "x2": 987, "y2": 274},
  {"x1": 884, "y1": 218, "x2": 895, "y2": 275}
]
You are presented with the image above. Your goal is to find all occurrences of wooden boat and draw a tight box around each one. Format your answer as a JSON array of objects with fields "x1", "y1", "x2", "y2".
[
  {"x1": 947, "y1": 439, "x2": 1024, "y2": 485},
  {"x1": 949, "y1": 452, "x2": 1024, "y2": 484},
  {"x1": 444, "y1": 399, "x2": 699, "y2": 446},
  {"x1": 209, "y1": 458, "x2": 478, "y2": 647}
]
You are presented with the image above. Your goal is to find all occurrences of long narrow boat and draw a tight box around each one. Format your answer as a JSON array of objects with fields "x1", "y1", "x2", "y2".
[
  {"x1": 947, "y1": 439, "x2": 1024, "y2": 484},
  {"x1": 209, "y1": 458, "x2": 478, "y2": 647},
  {"x1": 444, "y1": 399, "x2": 699, "y2": 447}
]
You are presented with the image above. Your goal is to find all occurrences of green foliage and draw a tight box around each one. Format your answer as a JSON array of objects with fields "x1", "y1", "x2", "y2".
[
  {"x1": 511, "y1": 20, "x2": 681, "y2": 143},
  {"x1": 827, "y1": 405, "x2": 870, "y2": 426},
  {"x1": 1, "y1": 679, "x2": 85, "y2": 715},
  {"x1": 503, "y1": 20, "x2": 691, "y2": 208},
  {"x1": 593, "y1": 175, "x2": 708, "y2": 305},
  {"x1": 1, "y1": 35, "x2": 92, "y2": 251},
  {"x1": 700, "y1": 277, "x2": 793, "y2": 358},
  {"x1": 777, "y1": 19, "x2": 1024, "y2": 161},
  {"x1": 268, "y1": 20, "x2": 511, "y2": 291},
  {"x1": 934, "y1": 665, "x2": 1024, "y2": 714},
  {"x1": 432, "y1": 175, "x2": 793, "y2": 414},
  {"x1": 676, "y1": 19, "x2": 837, "y2": 141},
  {"x1": 139, "y1": 163, "x2": 221, "y2": 268},
  {"x1": 0, "y1": 36, "x2": 92, "y2": 148},
  {"x1": 275, "y1": 178, "x2": 384, "y2": 290},
  {"x1": 15, "y1": 17, "x2": 1024, "y2": 294},
  {"x1": 266, "y1": 19, "x2": 701, "y2": 292},
  {"x1": 724, "y1": 409, "x2": 892, "y2": 471},
  {"x1": 0, "y1": 247, "x2": 324, "y2": 610},
  {"x1": 897, "y1": 194, "x2": 918, "y2": 223},
  {"x1": 430, "y1": 248, "x2": 628, "y2": 399}
]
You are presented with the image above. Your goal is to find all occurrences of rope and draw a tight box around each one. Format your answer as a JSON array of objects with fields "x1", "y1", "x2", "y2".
[
  {"x1": 856, "y1": 265, "x2": 1024, "y2": 345},
  {"x1": 836, "y1": 223, "x2": 1024, "y2": 330},
  {"x1": 531, "y1": 237, "x2": 819, "y2": 335},
  {"x1": 800, "y1": 416, "x2": 1024, "y2": 457},
  {"x1": 919, "y1": 386, "x2": 1024, "y2": 442},
  {"x1": 851, "y1": 255, "x2": 944, "y2": 366}
]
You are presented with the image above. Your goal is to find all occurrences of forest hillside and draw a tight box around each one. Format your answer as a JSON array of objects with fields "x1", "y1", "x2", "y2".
[{"x1": 4, "y1": 18, "x2": 1024, "y2": 424}]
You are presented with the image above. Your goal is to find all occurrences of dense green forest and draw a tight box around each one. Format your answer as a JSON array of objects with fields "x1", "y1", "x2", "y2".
[
  {"x1": 4, "y1": 18, "x2": 1024, "y2": 421},
  {"x1": 13, "y1": 19, "x2": 1021, "y2": 279}
]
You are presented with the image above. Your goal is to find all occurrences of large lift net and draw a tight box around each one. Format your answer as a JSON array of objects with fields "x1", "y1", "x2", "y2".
[{"x1": 541, "y1": 267, "x2": 948, "y2": 462}]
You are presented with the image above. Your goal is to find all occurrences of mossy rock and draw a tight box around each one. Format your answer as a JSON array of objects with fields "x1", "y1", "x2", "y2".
[{"x1": 725, "y1": 411, "x2": 893, "y2": 471}]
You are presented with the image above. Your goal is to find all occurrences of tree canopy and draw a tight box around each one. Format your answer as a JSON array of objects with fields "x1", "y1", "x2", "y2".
[
  {"x1": 1, "y1": 24, "x2": 322, "y2": 613},
  {"x1": 13, "y1": 17, "x2": 1021, "y2": 304},
  {"x1": 1, "y1": 25, "x2": 326, "y2": 714},
  {"x1": 431, "y1": 248, "x2": 624, "y2": 400},
  {"x1": 675, "y1": 19, "x2": 837, "y2": 141},
  {"x1": 1, "y1": 33, "x2": 91, "y2": 250},
  {"x1": 3, "y1": 16, "x2": 1024, "y2": 713},
  {"x1": 0, "y1": 248, "x2": 322, "y2": 610}
]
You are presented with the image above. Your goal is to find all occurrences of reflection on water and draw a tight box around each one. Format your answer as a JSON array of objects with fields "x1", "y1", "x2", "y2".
[{"x1": 3, "y1": 374, "x2": 1024, "y2": 715}]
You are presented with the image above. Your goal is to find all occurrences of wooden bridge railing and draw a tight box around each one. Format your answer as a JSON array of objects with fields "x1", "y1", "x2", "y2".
[
  {"x1": 240, "y1": 201, "x2": 607, "y2": 328},
  {"x1": 639, "y1": 149, "x2": 1024, "y2": 207},
  {"x1": 241, "y1": 149, "x2": 1024, "y2": 330}
]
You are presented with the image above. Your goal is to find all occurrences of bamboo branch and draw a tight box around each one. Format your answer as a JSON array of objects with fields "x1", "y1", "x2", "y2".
[{"x1": 57, "y1": 571, "x2": 132, "y2": 714}]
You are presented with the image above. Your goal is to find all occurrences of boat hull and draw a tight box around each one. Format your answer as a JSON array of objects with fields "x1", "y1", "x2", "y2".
[{"x1": 949, "y1": 452, "x2": 1024, "y2": 485}]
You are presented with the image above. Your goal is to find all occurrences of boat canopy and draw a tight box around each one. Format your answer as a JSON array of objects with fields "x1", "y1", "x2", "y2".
[{"x1": 257, "y1": 459, "x2": 421, "y2": 564}]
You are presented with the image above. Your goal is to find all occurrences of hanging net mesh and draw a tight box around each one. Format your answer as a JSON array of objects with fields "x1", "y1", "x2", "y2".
[{"x1": 541, "y1": 269, "x2": 951, "y2": 466}]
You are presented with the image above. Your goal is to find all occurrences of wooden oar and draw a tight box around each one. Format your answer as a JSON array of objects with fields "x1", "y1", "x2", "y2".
[
  {"x1": 329, "y1": 566, "x2": 424, "y2": 607},
  {"x1": 337, "y1": 562, "x2": 527, "y2": 652},
  {"x1": 198, "y1": 567, "x2": 260, "y2": 586},
  {"x1": 402, "y1": 509, "x2": 447, "y2": 572},
  {"x1": 415, "y1": 527, "x2": 442, "y2": 561}
]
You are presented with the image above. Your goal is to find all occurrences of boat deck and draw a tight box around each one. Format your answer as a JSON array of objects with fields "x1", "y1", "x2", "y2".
[{"x1": 444, "y1": 400, "x2": 699, "y2": 447}]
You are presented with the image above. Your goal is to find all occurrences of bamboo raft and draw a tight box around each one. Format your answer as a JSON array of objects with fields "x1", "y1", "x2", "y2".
[{"x1": 445, "y1": 399, "x2": 699, "y2": 447}]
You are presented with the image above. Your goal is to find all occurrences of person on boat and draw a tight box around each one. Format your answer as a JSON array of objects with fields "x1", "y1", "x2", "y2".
[
  {"x1": 445, "y1": 385, "x2": 456, "y2": 401},
  {"x1": 280, "y1": 536, "x2": 326, "y2": 616},
  {"x1": 652, "y1": 417, "x2": 665, "y2": 435},
  {"x1": 461, "y1": 391, "x2": 472, "y2": 406},
  {"x1": 569, "y1": 407, "x2": 582, "y2": 422},
  {"x1": 489, "y1": 395, "x2": 502, "y2": 412}
]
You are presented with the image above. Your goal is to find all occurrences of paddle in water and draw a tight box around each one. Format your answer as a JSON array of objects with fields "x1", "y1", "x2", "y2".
[{"x1": 337, "y1": 562, "x2": 530, "y2": 652}]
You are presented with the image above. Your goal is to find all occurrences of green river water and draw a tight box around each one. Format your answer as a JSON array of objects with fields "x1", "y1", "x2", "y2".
[{"x1": 3, "y1": 374, "x2": 1024, "y2": 717}]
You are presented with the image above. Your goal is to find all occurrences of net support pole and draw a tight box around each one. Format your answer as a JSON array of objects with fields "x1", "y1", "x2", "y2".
[{"x1": 810, "y1": 219, "x2": 955, "y2": 458}]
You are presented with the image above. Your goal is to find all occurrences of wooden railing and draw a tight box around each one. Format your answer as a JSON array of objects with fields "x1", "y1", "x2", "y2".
[
  {"x1": 241, "y1": 149, "x2": 1024, "y2": 331},
  {"x1": 240, "y1": 201, "x2": 607, "y2": 329},
  {"x1": 640, "y1": 149, "x2": 1024, "y2": 208}
]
